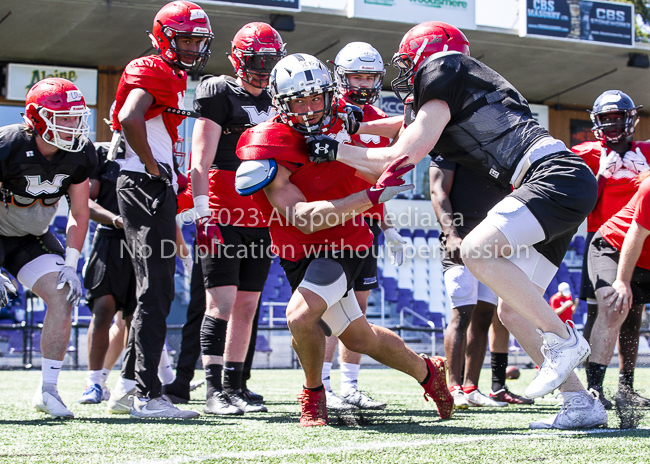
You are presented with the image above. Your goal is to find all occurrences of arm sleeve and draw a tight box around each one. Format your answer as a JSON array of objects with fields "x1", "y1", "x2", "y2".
[{"x1": 193, "y1": 77, "x2": 230, "y2": 127}]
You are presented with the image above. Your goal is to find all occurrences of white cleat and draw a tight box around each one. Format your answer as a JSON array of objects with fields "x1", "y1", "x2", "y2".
[
  {"x1": 326, "y1": 390, "x2": 358, "y2": 412},
  {"x1": 33, "y1": 388, "x2": 74, "y2": 419},
  {"x1": 343, "y1": 390, "x2": 386, "y2": 410},
  {"x1": 525, "y1": 322, "x2": 591, "y2": 399},
  {"x1": 101, "y1": 385, "x2": 111, "y2": 402},
  {"x1": 130, "y1": 396, "x2": 200, "y2": 419},
  {"x1": 465, "y1": 389, "x2": 508, "y2": 407},
  {"x1": 189, "y1": 379, "x2": 205, "y2": 392},
  {"x1": 529, "y1": 390, "x2": 607, "y2": 429},
  {"x1": 451, "y1": 388, "x2": 470, "y2": 410},
  {"x1": 107, "y1": 388, "x2": 135, "y2": 414}
]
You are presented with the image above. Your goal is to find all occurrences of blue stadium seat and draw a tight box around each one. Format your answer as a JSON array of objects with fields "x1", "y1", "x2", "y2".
[
  {"x1": 255, "y1": 334, "x2": 272, "y2": 354},
  {"x1": 428, "y1": 311, "x2": 446, "y2": 330},
  {"x1": 398, "y1": 228, "x2": 412, "y2": 238},
  {"x1": 383, "y1": 278, "x2": 398, "y2": 302},
  {"x1": 427, "y1": 229, "x2": 440, "y2": 239},
  {"x1": 53, "y1": 216, "x2": 67, "y2": 234},
  {"x1": 574, "y1": 236, "x2": 586, "y2": 256},
  {"x1": 413, "y1": 229, "x2": 426, "y2": 239}
]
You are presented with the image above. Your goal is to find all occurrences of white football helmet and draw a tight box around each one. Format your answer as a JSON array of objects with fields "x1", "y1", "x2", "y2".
[
  {"x1": 269, "y1": 53, "x2": 337, "y2": 134},
  {"x1": 334, "y1": 42, "x2": 385, "y2": 105}
]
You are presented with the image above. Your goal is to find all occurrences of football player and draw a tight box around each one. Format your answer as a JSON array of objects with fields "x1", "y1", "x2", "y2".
[
  {"x1": 107, "y1": 0, "x2": 212, "y2": 419},
  {"x1": 571, "y1": 90, "x2": 650, "y2": 408},
  {"x1": 0, "y1": 77, "x2": 97, "y2": 419},
  {"x1": 235, "y1": 53, "x2": 454, "y2": 426},
  {"x1": 320, "y1": 42, "x2": 405, "y2": 412},
  {"x1": 306, "y1": 21, "x2": 606, "y2": 429},
  {"x1": 188, "y1": 22, "x2": 285, "y2": 415},
  {"x1": 587, "y1": 170, "x2": 650, "y2": 410}
]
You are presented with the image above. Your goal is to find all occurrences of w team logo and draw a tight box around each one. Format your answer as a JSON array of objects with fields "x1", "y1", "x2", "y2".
[
  {"x1": 25, "y1": 174, "x2": 69, "y2": 195},
  {"x1": 242, "y1": 106, "x2": 276, "y2": 125}
]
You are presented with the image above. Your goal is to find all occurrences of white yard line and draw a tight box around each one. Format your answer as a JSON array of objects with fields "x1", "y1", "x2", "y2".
[{"x1": 120, "y1": 426, "x2": 650, "y2": 464}]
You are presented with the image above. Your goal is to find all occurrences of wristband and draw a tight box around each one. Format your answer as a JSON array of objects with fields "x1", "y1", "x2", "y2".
[
  {"x1": 64, "y1": 247, "x2": 81, "y2": 269},
  {"x1": 193, "y1": 195, "x2": 211, "y2": 218},
  {"x1": 112, "y1": 216, "x2": 121, "y2": 228}
]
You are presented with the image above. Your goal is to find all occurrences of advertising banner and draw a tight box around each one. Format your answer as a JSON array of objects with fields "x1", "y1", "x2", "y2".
[
  {"x1": 351, "y1": 0, "x2": 476, "y2": 29},
  {"x1": 520, "y1": 0, "x2": 634, "y2": 47},
  {"x1": 196, "y1": 0, "x2": 299, "y2": 11},
  {"x1": 6, "y1": 64, "x2": 98, "y2": 105}
]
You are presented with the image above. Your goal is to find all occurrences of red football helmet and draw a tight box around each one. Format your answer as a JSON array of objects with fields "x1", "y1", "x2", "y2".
[
  {"x1": 150, "y1": 1, "x2": 213, "y2": 72},
  {"x1": 231, "y1": 22, "x2": 286, "y2": 89},
  {"x1": 391, "y1": 21, "x2": 470, "y2": 103},
  {"x1": 24, "y1": 78, "x2": 91, "y2": 152}
]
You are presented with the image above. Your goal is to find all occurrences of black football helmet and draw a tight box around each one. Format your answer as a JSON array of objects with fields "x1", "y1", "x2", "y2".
[{"x1": 590, "y1": 90, "x2": 641, "y2": 143}]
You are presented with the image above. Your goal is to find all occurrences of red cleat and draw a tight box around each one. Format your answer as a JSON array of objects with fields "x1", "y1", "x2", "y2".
[
  {"x1": 489, "y1": 388, "x2": 534, "y2": 405},
  {"x1": 297, "y1": 388, "x2": 328, "y2": 427},
  {"x1": 420, "y1": 354, "x2": 454, "y2": 419}
]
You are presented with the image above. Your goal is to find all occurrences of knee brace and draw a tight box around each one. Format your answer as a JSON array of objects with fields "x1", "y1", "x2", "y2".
[
  {"x1": 321, "y1": 292, "x2": 364, "y2": 337},
  {"x1": 298, "y1": 258, "x2": 347, "y2": 309}
]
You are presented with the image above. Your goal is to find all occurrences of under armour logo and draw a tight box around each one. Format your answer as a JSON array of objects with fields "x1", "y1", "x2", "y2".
[
  {"x1": 314, "y1": 143, "x2": 330, "y2": 155},
  {"x1": 435, "y1": 155, "x2": 444, "y2": 161},
  {"x1": 25, "y1": 174, "x2": 69, "y2": 195}
]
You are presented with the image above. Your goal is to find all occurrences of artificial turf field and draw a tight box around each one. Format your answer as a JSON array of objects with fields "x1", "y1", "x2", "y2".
[{"x1": 1, "y1": 367, "x2": 649, "y2": 464}]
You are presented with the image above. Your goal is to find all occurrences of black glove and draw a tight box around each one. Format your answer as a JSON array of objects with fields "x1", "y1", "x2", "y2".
[
  {"x1": 306, "y1": 135, "x2": 339, "y2": 163},
  {"x1": 148, "y1": 162, "x2": 173, "y2": 186},
  {"x1": 339, "y1": 103, "x2": 363, "y2": 135}
]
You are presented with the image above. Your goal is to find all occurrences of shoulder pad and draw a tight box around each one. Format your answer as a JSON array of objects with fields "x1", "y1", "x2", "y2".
[
  {"x1": 236, "y1": 120, "x2": 309, "y2": 164},
  {"x1": 235, "y1": 159, "x2": 277, "y2": 196}
]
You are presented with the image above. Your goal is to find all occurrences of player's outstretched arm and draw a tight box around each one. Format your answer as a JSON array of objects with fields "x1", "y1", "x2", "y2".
[
  {"x1": 357, "y1": 115, "x2": 404, "y2": 139},
  {"x1": 429, "y1": 165, "x2": 463, "y2": 265},
  {"x1": 66, "y1": 179, "x2": 91, "y2": 254},
  {"x1": 320, "y1": 99, "x2": 450, "y2": 177}
]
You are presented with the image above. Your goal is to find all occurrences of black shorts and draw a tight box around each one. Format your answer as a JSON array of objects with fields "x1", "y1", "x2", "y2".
[
  {"x1": 511, "y1": 153, "x2": 598, "y2": 267},
  {"x1": 200, "y1": 225, "x2": 272, "y2": 292},
  {"x1": 353, "y1": 219, "x2": 382, "y2": 291},
  {"x1": 579, "y1": 231, "x2": 596, "y2": 302},
  {"x1": 588, "y1": 231, "x2": 650, "y2": 305},
  {"x1": 281, "y1": 250, "x2": 366, "y2": 295},
  {"x1": 84, "y1": 227, "x2": 137, "y2": 317},
  {"x1": 0, "y1": 230, "x2": 65, "y2": 278}
]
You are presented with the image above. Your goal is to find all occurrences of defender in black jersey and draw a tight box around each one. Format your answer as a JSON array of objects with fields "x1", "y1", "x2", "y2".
[
  {"x1": 307, "y1": 21, "x2": 605, "y2": 429},
  {"x1": 1, "y1": 78, "x2": 97, "y2": 419},
  {"x1": 189, "y1": 22, "x2": 284, "y2": 415}
]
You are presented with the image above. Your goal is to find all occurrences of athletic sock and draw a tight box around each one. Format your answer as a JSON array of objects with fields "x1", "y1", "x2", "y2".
[
  {"x1": 304, "y1": 385, "x2": 325, "y2": 392},
  {"x1": 101, "y1": 368, "x2": 112, "y2": 387},
  {"x1": 223, "y1": 361, "x2": 244, "y2": 393},
  {"x1": 463, "y1": 385, "x2": 478, "y2": 394},
  {"x1": 42, "y1": 358, "x2": 63, "y2": 387},
  {"x1": 491, "y1": 352, "x2": 509, "y2": 392},
  {"x1": 419, "y1": 364, "x2": 431, "y2": 386},
  {"x1": 619, "y1": 370, "x2": 634, "y2": 390},
  {"x1": 87, "y1": 370, "x2": 103, "y2": 387},
  {"x1": 201, "y1": 315, "x2": 228, "y2": 399},
  {"x1": 322, "y1": 362, "x2": 333, "y2": 391},
  {"x1": 340, "y1": 363, "x2": 360, "y2": 396},
  {"x1": 586, "y1": 362, "x2": 608, "y2": 390},
  {"x1": 114, "y1": 376, "x2": 137, "y2": 397},
  {"x1": 158, "y1": 344, "x2": 176, "y2": 385}
]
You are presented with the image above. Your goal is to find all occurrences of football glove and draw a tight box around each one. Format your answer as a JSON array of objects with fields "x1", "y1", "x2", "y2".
[
  {"x1": 384, "y1": 228, "x2": 406, "y2": 266},
  {"x1": 306, "y1": 135, "x2": 339, "y2": 163},
  {"x1": 148, "y1": 161, "x2": 173, "y2": 187},
  {"x1": 338, "y1": 102, "x2": 363, "y2": 135},
  {"x1": 195, "y1": 215, "x2": 224, "y2": 256},
  {"x1": 598, "y1": 148, "x2": 623, "y2": 179},
  {"x1": 622, "y1": 147, "x2": 650, "y2": 175},
  {"x1": 366, "y1": 156, "x2": 415, "y2": 205},
  {"x1": 57, "y1": 266, "x2": 83, "y2": 307},
  {"x1": 0, "y1": 273, "x2": 17, "y2": 308}
]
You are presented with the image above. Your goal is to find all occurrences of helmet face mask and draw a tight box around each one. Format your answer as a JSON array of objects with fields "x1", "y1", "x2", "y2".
[
  {"x1": 590, "y1": 90, "x2": 641, "y2": 144},
  {"x1": 24, "y1": 78, "x2": 91, "y2": 152},
  {"x1": 391, "y1": 21, "x2": 470, "y2": 104},
  {"x1": 151, "y1": 1, "x2": 213, "y2": 72},
  {"x1": 231, "y1": 22, "x2": 286, "y2": 89},
  {"x1": 334, "y1": 42, "x2": 385, "y2": 105},
  {"x1": 270, "y1": 53, "x2": 338, "y2": 135}
]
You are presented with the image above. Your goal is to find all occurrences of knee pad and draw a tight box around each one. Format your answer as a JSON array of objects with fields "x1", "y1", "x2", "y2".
[
  {"x1": 321, "y1": 292, "x2": 364, "y2": 337},
  {"x1": 298, "y1": 258, "x2": 348, "y2": 309},
  {"x1": 444, "y1": 265, "x2": 479, "y2": 308}
]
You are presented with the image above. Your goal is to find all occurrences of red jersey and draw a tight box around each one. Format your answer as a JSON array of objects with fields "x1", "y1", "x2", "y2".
[
  {"x1": 322, "y1": 103, "x2": 391, "y2": 220},
  {"x1": 550, "y1": 292, "x2": 574, "y2": 324},
  {"x1": 600, "y1": 175, "x2": 650, "y2": 270},
  {"x1": 237, "y1": 120, "x2": 373, "y2": 262},
  {"x1": 207, "y1": 169, "x2": 267, "y2": 227},
  {"x1": 112, "y1": 55, "x2": 187, "y2": 143},
  {"x1": 571, "y1": 140, "x2": 650, "y2": 232}
]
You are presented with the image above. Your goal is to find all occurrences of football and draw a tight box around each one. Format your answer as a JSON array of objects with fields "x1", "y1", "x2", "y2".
[{"x1": 506, "y1": 366, "x2": 521, "y2": 380}]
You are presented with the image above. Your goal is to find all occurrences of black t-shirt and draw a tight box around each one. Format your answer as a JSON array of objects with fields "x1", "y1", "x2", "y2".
[
  {"x1": 0, "y1": 124, "x2": 97, "y2": 200},
  {"x1": 430, "y1": 156, "x2": 506, "y2": 237},
  {"x1": 194, "y1": 75, "x2": 275, "y2": 171},
  {"x1": 91, "y1": 143, "x2": 122, "y2": 220},
  {"x1": 414, "y1": 52, "x2": 548, "y2": 189}
]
